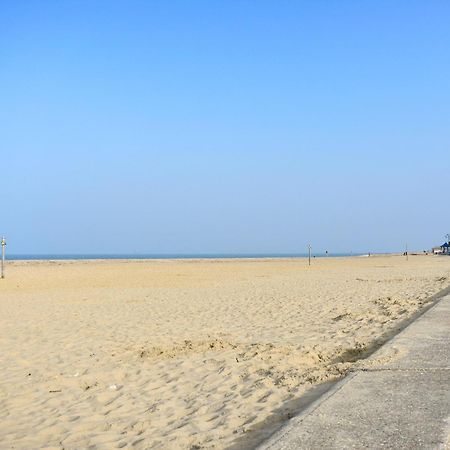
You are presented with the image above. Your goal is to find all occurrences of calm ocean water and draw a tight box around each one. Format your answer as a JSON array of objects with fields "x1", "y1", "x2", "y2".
[{"x1": 7, "y1": 253, "x2": 361, "y2": 261}]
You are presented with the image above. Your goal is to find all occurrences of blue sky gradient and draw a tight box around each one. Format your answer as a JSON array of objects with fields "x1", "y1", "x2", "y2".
[{"x1": 1, "y1": 1, "x2": 449, "y2": 254}]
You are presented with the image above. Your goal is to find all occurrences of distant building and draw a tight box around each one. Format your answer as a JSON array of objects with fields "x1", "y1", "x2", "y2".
[{"x1": 431, "y1": 236, "x2": 450, "y2": 254}]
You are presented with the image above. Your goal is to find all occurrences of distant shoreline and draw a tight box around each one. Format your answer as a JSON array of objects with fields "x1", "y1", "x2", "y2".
[{"x1": 7, "y1": 252, "x2": 396, "y2": 262}]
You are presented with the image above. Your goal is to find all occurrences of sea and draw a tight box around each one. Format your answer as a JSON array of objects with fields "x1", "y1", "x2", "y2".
[{"x1": 7, "y1": 253, "x2": 362, "y2": 261}]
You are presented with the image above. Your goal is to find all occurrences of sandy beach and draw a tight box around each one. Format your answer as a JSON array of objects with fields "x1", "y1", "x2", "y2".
[{"x1": 1, "y1": 255, "x2": 449, "y2": 449}]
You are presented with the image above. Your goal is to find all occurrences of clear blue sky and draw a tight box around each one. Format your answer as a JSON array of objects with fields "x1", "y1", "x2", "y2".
[{"x1": 1, "y1": 1, "x2": 449, "y2": 255}]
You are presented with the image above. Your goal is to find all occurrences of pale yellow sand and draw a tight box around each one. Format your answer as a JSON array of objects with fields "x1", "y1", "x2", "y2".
[{"x1": 1, "y1": 255, "x2": 450, "y2": 449}]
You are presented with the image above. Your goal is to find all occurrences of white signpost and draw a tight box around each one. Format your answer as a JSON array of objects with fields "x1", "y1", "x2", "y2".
[{"x1": 1, "y1": 237, "x2": 6, "y2": 279}]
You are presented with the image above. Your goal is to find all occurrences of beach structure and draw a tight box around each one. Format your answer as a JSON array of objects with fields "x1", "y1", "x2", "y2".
[
  {"x1": 432, "y1": 236, "x2": 450, "y2": 254},
  {"x1": 1, "y1": 237, "x2": 5, "y2": 279}
]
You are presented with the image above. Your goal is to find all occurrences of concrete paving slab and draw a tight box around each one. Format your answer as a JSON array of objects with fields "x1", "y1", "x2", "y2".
[
  {"x1": 373, "y1": 337, "x2": 450, "y2": 370},
  {"x1": 261, "y1": 370, "x2": 450, "y2": 449},
  {"x1": 258, "y1": 294, "x2": 450, "y2": 450},
  {"x1": 368, "y1": 295, "x2": 450, "y2": 370}
]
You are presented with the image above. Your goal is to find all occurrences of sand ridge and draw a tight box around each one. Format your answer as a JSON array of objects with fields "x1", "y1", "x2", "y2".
[{"x1": 1, "y1": 255, "x2": 450, "y2": 449}]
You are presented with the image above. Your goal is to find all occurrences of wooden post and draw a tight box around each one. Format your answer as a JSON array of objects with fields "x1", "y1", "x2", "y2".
[{"x1": 1, "y1": 237, "x2": 6, "y2": 279}]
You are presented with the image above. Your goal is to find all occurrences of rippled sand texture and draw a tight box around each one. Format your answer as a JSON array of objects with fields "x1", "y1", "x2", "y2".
[{"x1": 1, "y1": 255, "x2": 450, "y2": 449}]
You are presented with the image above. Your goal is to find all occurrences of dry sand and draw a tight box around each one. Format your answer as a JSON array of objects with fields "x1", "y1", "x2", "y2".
[{"x1": 1, "y1": 254, "x2": 450, "y2": 449}]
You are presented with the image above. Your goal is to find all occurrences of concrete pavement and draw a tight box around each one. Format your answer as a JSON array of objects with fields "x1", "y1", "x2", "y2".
[{"x1": 258, "y1": 293, "x2": 450, "y2": 449}]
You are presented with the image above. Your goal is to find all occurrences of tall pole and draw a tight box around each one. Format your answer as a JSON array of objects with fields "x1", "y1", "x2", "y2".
[
  {"x1": 308, "y1": 244, "x2": 311, "y2": 266},
  {"x1": 1, "y1": 237, "x2": 6, "y2": 279}
]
